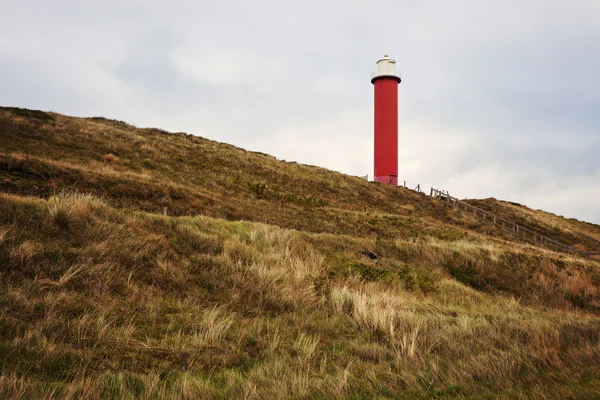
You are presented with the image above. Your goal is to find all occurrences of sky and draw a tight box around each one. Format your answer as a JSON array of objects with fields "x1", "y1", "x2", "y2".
[{"x1": 1, "y1": 0, "x2": 599, "y2": 223}]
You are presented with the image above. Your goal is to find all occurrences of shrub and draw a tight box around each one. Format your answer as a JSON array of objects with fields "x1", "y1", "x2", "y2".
[
  {"x1": 415, "y1": 270, "x2": 439, "y2": 293},
  {"x1": 349, "y1": 262, "x2": 388, "y2": 282}
]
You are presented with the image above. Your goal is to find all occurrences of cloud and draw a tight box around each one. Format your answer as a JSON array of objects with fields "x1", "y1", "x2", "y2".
[{"x1": 0, "y1": 0, "x2": 598, "y2": 223}]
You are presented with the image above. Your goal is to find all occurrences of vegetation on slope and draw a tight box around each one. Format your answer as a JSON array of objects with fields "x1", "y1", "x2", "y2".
[
  {"x1": 1, "y1": 192, "x2": 600, "y2": 399},
  {"x1": 1, "y1": 107, "x2": 600, "y2": 398},
  {"x1": 467, "y1": 198, "x2": 600, "y2": 254},
  {"x1": 3, "y1": 106, "x2": 599, "y2": 250}
]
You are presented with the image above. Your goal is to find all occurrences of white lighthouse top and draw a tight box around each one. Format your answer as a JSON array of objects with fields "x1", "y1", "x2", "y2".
[{"x1": 371, "y1": 54, "x2": 401, "y2": 84}]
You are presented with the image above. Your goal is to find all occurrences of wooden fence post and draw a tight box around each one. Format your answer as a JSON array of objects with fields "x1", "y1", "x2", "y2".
[{"x1": 163, "y1": 207, "x2": 168, "y2": 216}]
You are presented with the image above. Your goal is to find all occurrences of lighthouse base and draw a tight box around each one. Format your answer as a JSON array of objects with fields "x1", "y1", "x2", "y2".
[{"x1": 374, "y1": 175, "x2": 398, "y2": 186}]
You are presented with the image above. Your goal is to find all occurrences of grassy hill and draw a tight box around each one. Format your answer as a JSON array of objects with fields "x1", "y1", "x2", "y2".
[{"x1": 1, "y1": 106, "x2": 600, "y2": 398}]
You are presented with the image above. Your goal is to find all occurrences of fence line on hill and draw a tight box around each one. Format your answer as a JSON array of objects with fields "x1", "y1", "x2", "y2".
[
  {"x1": 362, "y1": 176, "x2": 599, "y2": 260},
  {"x1": 398, "y1": 180, "x2": 424, "y2": 194},
  {"x1": 429, "y1": 187, "x2": 600, "y2": 260}
]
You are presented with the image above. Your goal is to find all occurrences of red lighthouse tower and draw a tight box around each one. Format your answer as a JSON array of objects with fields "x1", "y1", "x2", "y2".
[{"x1": 371, "y1": 55, "x2": 401, "y2": 185}]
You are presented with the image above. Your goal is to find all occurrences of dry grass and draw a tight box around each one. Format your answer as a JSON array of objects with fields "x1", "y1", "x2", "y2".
[
  {"x1": 9, "y1": 240, "x2": 40, "y2": 266},
  {"x1": 425, "y1": 237, "x2": 505, "y2": 262},
  {"x1": 2, "y1": 108, "x2": 600, "y2": 398},
  {"x1": 103, "y1": 152, "x2": 119, "y2": 163},
  {"x1": 47, "y1": 190, "x2": 106, "y2": 229},
  {"x1": 331, "y1": 284, "x2": 436, "y2": 364},
  {"x1": 192, "y1": 306, "x2": 234, "y2": 345},
  {"x1": 0, "y1": 197, "x2": 598, "y2": 397},
  {"x1": 224, "y1": 225, "x2": 324, "y2": 311},
  {"x1": 331, "y1": 278, "x2": 600, "y2": 392},
  {"x1": 38, "y1": 262, "x2": 92, "y2": 287}
]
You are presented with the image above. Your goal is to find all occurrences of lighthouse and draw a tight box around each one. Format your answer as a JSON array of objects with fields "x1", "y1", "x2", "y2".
[{"x1": 371, "y1": 55, "x2": 401, "y2": 185}]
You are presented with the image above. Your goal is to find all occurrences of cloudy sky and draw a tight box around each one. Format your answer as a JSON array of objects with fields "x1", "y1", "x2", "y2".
[{"x1": 1, "y1": 0, "x2": 599, "y2": 223}]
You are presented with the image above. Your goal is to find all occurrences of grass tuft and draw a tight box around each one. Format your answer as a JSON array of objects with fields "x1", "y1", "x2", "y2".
[{"x1": 47, "y1": 190, "x2": 106, "y2": 229}]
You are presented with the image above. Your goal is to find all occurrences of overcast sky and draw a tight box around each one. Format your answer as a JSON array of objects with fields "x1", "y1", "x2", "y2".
[{"x1": 1, "y1": 0, "x2": 599, "y2": 223}]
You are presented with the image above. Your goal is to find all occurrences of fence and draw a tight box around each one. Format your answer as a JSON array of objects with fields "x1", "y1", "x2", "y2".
[
  {"x1": 430, "y1": 188, "x2": 600, "y2": 260},
  {"x1": 399, "y1": 180, "x2": 424, "y2": 194}
]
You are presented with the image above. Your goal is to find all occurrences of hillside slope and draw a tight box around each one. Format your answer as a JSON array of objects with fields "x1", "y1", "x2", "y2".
[
  {"x1": 2, "y1": 107, "x2": 599, "y2": 250},
  {"x1": 1, "y1": 107, "x2": 600, "y2": 398}
]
